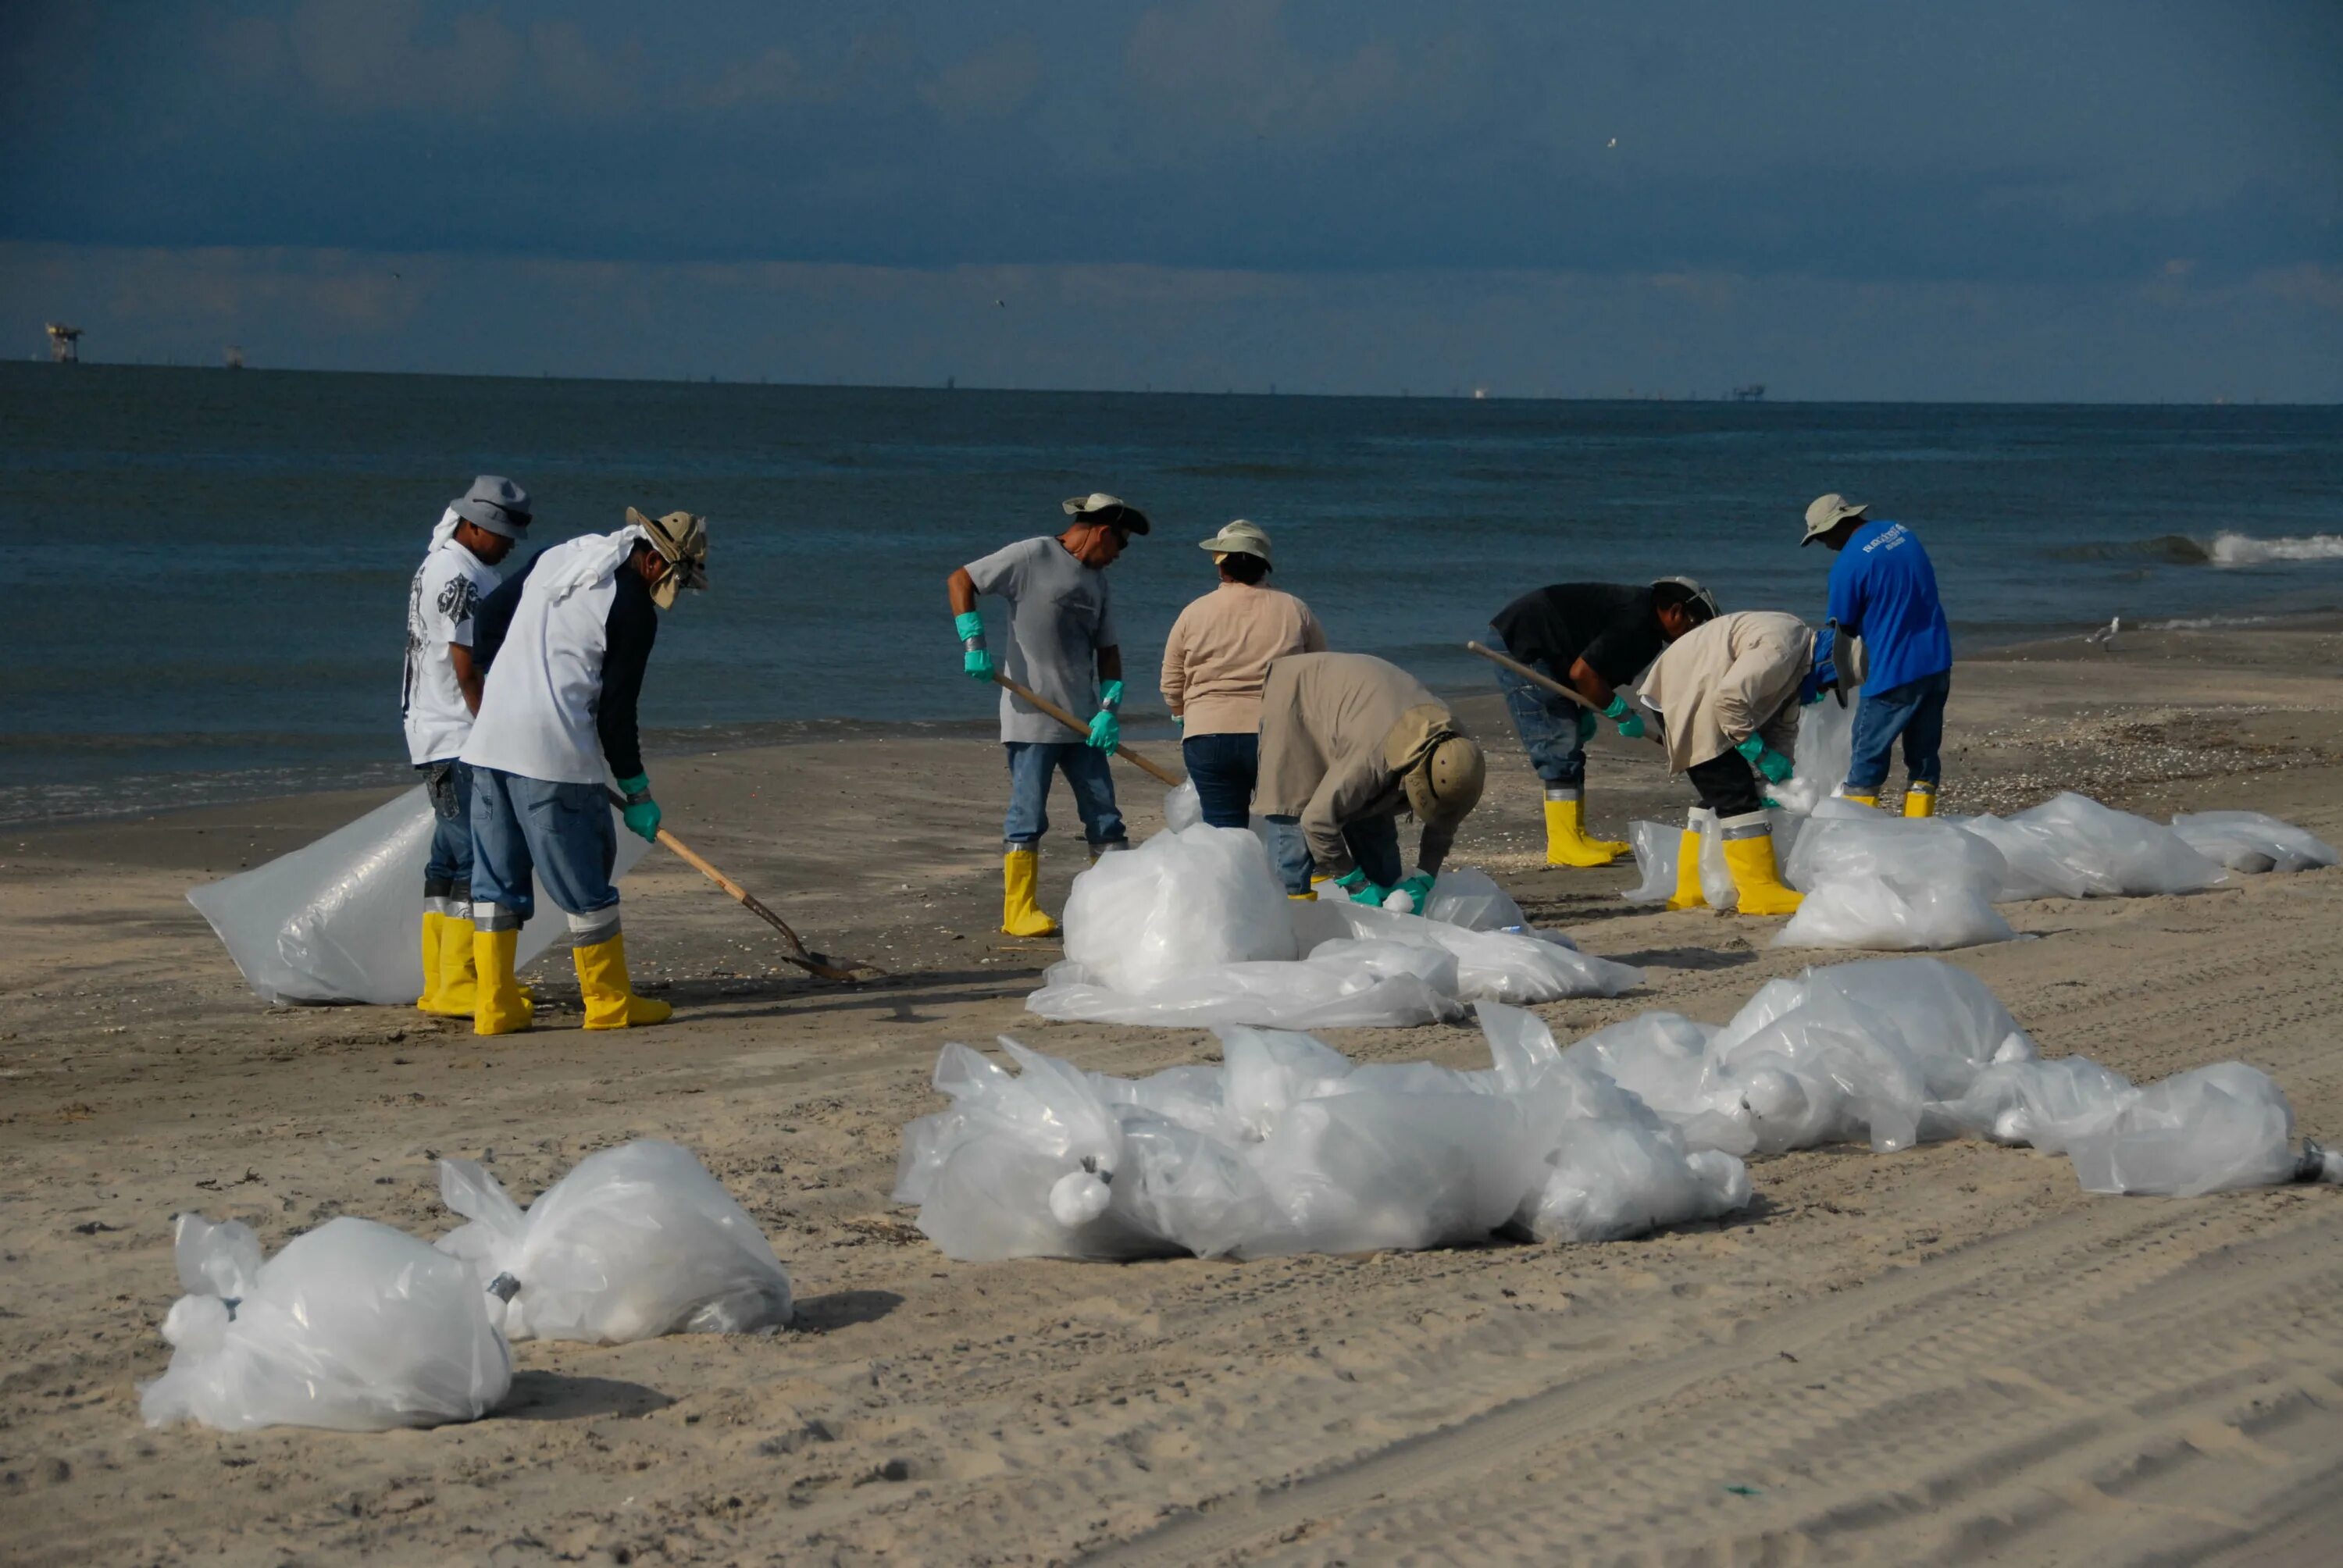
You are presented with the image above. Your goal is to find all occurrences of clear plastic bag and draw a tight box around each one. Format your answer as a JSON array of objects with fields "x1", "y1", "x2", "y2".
[
  {"x1": 187, "y1": 786, "x2": 652, "y2": 1004},
  {"x1": 1774, "y1": 877, "x2": 2015, "y2": 951},
  {"x1": 2169, "y1": 811, "x2": 2339, "y2": 875},
  {"x1": 1936, "y1": 1056, "x2": 2133, "y2": 1152},
  {"x1": 1061, "y1": 824, "x2": 1298, "y2": 995},
  {"x1": 1981, "y1": 793, "x2": 2227, "y2": 898},
  {"x1": 2065, "y1": 1062, "x2": 2302, "y2": 1196},
  {"x1": 141, "y1": 1214, "x2": 512, "y2": 1433},
  {"x1": 436, "y1": 1141, "x2": 792, "y2": 1343},
  {"x1": 1421, "y1": 866, "x2": 1532, "y2": 932}
]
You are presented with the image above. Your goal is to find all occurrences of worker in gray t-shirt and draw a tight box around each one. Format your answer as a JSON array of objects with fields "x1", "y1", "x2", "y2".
[{"x1": 948, "y1": 493, "x2": 1150, "y2": 938}]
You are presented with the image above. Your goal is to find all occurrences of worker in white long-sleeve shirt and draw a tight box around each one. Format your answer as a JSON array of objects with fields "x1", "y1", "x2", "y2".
[
  {"x1": 400, "y1": 475, "x2": 530, "y2": 1017},
  {"x1": 462, "y1": 508, "x2": 708, "y2": 1035}
]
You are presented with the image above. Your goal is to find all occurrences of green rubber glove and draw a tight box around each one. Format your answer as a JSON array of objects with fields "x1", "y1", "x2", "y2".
[
  {"x1": 1392, "y1": 870, "x2": 1436, "y2": 914},
  {"x1": 1575, "y1": 707, "x2": 1599, "y2": 743},
  {"x1": 1334, "y1": 868, "x2": 1389, "y2": 907},
  {"x1": 1735, "y1": 735, "x2": 1795, "y2": 783},
  {"x1": 1603, "y1": 693, "x2": 1646, "y2": 739},
  {"x1": 1087, "y1": 679, "x2": 1123, "y2": 750},
  {"x1": 616, "y1": 772, "x2": 662, "y2": 842},
  {"x1": 955, "y1": 611, "x2": 993, "y2": 683}
]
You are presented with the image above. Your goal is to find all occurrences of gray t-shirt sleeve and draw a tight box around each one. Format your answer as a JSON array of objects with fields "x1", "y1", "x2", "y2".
[
  {"x1": 1094, "y1": 575, "x2": 1118, "y2": 650},
  {"x1": 962, "y1": 539, "x2": 1032, "y2": 600}
]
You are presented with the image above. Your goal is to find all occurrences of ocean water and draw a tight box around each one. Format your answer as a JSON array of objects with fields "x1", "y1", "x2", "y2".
[{"x1": 5, "y1": 363, "x2": 2341, "y2": 824}]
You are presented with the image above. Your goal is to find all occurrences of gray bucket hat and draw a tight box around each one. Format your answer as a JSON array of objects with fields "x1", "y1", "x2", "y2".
[
  {"x1": 1199, "y1": 519, "x2": 1272, "y2": 562},
  {"x1": 451, "y1": 475, "x2": 533, "y2": 539},
  {"x1": 1801, "y1": 493, "x2": 1868, "y2": 547}
]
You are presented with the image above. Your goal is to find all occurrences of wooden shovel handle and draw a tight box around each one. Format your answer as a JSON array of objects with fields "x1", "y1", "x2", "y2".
[
  {"x1": 991, "y1": 672, "x2": 1185, "y2": 787},
  {"x1": 604, "y1": 790, "x2": 879, "y2": 982}
]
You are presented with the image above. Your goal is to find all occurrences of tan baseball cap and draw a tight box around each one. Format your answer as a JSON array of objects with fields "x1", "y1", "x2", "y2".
[
  {"x1": 1061, "y1": 493, "x2": 1150, "y2": 534},
  {"x1": 1802, "y1": 493, "x2": 1868, "y2": 546},
  {"x1": 1198, "y1": 519, "x2": 1271, "y2": 561}
]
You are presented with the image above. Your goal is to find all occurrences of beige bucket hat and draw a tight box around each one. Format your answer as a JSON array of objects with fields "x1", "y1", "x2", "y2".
[
  {"x1": 1802, "y1": 493, "x2": 1869, "y2": 546},
  {"x1": 1198, "y1": 519, "x2": 1272, "y2": 562},
  {"x1": 627, "y1": 507, "x2": 709, "y2": 609}
]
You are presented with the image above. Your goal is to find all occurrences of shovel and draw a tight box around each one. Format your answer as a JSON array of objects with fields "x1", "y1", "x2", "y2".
[
  {"x1": 604, "y1": 790, "x2": 882, "y2": 983},
  {"x1": 991, "y1": 672, "x2": 1186, "y2": 787}
]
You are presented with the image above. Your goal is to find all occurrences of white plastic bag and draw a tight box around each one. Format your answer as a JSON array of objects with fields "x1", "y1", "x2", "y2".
[
  {"x1": 1775, "y1": 878, "x2": 2015, "y2": 951},
  {"x1": 1621, "y1": 821, "x2": 1682, "y2": 904},
  {"x1": 141, "y1": 1214, "x2": 512, "y2": 1433},
  {"x1": 1028, "y1": 942, "x2": 1464, "y2": 1029},
  {"x1": 436, "y1": 1141, "x2": 793, "y2": 1343},
  {"x1": 1992, "y1": 793, "x2": 2227, "y2": 897},
  {"x1": 1937, "y1": 1056, "x2": 2133, "y2": 1152},
  {"x1": 2065, "y1": 1062, "x2": 2302, "y2": 1196},
  {"x1": 1772, "y1": 687, "x2": 1860, "y2": 815},
  {"x1": 1422, "y1": 866, "x2": 1532, "y2": 932},
  {"x1": 2170, "y1": 811, "x2": 2338, "y2": 875},
  {"x1": 1061, "y1": 825, "x2": 1297, "y2": 995},
  {"x1": 187, "y1": 786, "x2": 652, "y2": 1004},
  {"x1": 1163, "y1": 780, "x2": 1202, "y2": 832}
]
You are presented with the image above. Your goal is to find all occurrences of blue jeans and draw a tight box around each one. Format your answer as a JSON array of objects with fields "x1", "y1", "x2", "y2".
[
  {"x1": 1185, "y1": 730, "x2": 1313, "y2": 888},
  {"x1": 1846, "y1": 670, "x2": 1952, "y2": 793},
  {"x1": 469, "y1": 768, "x2": 620, "y2": 935},
  {"x1": 1484, "y1": 625, "x2": 1587, "y2": 791},
  {"x1": 1003, "y1": 742, "x2": 1128, "y2": 850},
  {"x1": 418, "y1": 759, "x2": 474, "y2": 900},
  {"x1": 1182, "y1": 731, "x2": 1260, "y2": 829},
  {"x1": 1264, "y1": 813, "x2": 1402, "y2": 896}
]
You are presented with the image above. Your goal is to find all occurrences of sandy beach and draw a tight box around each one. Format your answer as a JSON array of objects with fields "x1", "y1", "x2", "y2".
[{"x1": 5, "y1": 620, "x2": 2342, "y2": 1566}]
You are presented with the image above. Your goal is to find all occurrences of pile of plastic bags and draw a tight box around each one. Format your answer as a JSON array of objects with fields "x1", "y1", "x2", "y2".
[
  {"x1": 187, "y1": 786, "x2": 654, "y2": 1005},
  {"x1": 900, "y1": 957, "x2": 2338, "y2": 1263},
  {"x1": 896, "y1": 1004, "x2": 1749, "y2": 1262},
  {"x1": 141, "y1": 1139, "x2": 788, "y2": 1433},
  {"x1": 1625, "y1": 791, "x2": 2332, "y2": 951},
  {"x1": 1028, "y1": 825, "x2": 1643, "y2": 1028}
]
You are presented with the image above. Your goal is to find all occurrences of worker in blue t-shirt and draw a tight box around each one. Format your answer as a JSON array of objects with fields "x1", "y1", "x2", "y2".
[{"x1": 1801, "y1": 494, "x2": 1954, "y2": 816}]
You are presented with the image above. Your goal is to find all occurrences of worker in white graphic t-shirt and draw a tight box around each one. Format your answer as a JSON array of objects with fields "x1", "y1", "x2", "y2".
[
  {"x1": 462, "y1": 508, "x2": 708, "y2": 1035},
  {"x1": 400, "y1": 475, "x2": 530, "y2": 1017}
]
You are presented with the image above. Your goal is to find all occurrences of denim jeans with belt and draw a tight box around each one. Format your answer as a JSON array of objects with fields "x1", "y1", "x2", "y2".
[
  {"x1": 1002, "y1": 742, "x2": 1128, "y2": 851},
  {"x1": 1845, "y1": 669, "x2": 1952, "y2": 793},
  {"x1": 1482, "y1": 624, "x2": 1587, "y2": 791},
  {"x1": 468, "y1": 768, "x2": 620, "y2": 937},
  {"x1": 1185, "y1": 729, "x2": 1314, "y2": 890},
  {"x1": 418, "y1": 758, "x2": 474, "y2": 900}
]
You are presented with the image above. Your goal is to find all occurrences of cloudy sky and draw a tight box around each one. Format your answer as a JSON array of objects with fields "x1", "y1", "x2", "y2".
[{"x1": 5, "y1": 1, "x2": 2339, "y2": 398}]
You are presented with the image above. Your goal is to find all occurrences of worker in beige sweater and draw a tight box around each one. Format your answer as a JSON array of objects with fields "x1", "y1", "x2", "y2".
[
  {"x1": 1160, "y1": 520, "x2": 1328, "y2": 885},
  {"x1": 1636, "y1": 609, "x2": 1839, "y2": 916},
  {"x1": 1255, "y1": 652, "x2": 1486, "y2": 912}
]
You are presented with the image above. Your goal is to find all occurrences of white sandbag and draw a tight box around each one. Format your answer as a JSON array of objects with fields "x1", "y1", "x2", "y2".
[
  {"x1": 1246, "y1": 1089, "x2": 1546, "y2": 1255},
  {"x1": 2170, "y1": 811, "x2": 2339, "y2": 874},
  {"x1": 1774, "y1": 878, "x2": 2015, "y2": 950},
  {"x1": 1061, "y1": 824, "x2": 1297, "y2": 994},
  {"x1": 141, "y1": 1214, "x2": 512, "y2": 1433},
  {"x1": 1422, "y1": 865, "x2": 1532, "y2": 932},
  {"x1": 1997, "y1": 793, "x2": 2227, "y2": 897},
  {"x1": 1300, "y1": 899, "x2": 1642, "y2": 1003},
  {"x1": 435, "y1": 1141, "x2": 792, "y2": 1343},
  {"x1": 1936, "y1": 1056, "x2": 2134, "y2": 1153},
  {"x1": 1783, "y1": 813, "x2": 2008, "y2": 896},
  {"x1": 2065, "y1": 1062, "x2": 2303, "y2": 1196},
  {"x1": 186, "y1": 786, "x2": 651, "y2": 1005},
  {"x1": 1027, "y1": 941, "x2": 1464, "y2": 1029}
]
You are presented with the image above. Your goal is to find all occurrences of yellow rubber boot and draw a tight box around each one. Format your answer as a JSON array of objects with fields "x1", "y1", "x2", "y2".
[
  {"x1": 573, "y1": 932, "x2": 672, "y2": 1029},
  {"x1": 1903, "y1": 783, "x2": 1938, "y2": 818},
  {"x1": 420, "y1": 913, "x2": 480, "y2": 1016},
  {"x1": 1719, "y1": 812, "x2": 1803, "y2": 916},
  {"x1": 473, "y1": 926, "x2": 535, "y2": 1035},
  {"x1": 1665, "y1": 825, "x2": 1707, "y2": 911},
  {"x1": 415, "y1": 910, "x2": 445, "y2": 1010},
  {"x1": 1001, "y1": 849, "x2": 1060, "y2": 938},
  {"x1": 1542, "y1": 793, "x2": 1628, "y2": 868},
  {"x1": 1842, "y1": 793, "x2": 1878, "y2": 808}
]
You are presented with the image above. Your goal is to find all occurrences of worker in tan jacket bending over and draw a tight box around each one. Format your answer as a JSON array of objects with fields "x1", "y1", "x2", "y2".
[
  {"x1": 1254, "y1": 652, "x2": 1486, "y2": 913},
  {"x1": 1636, "y1": 610, "x2": 1845, "y2": 917}
]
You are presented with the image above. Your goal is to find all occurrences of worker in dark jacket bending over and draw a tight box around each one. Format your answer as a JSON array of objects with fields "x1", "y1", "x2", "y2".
[{"x1": 462, "y1": 508, "x2": 708, "y2": 1035}]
